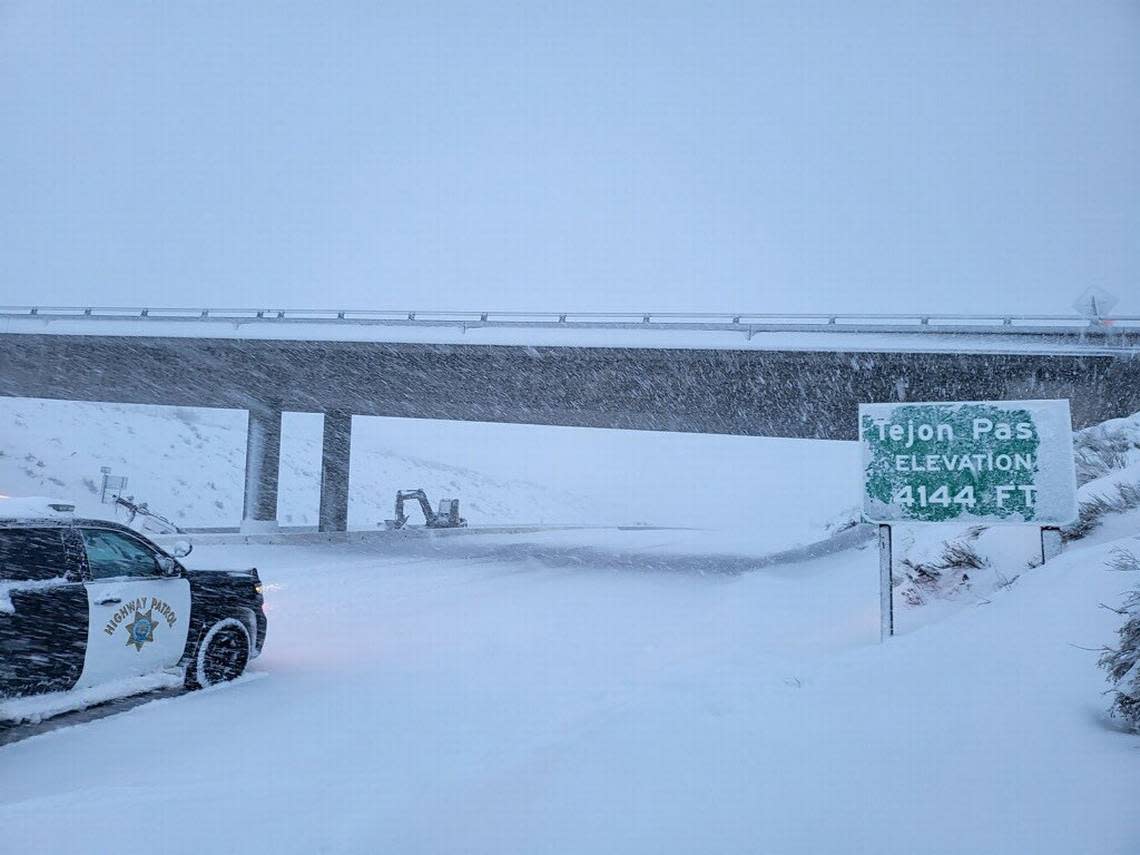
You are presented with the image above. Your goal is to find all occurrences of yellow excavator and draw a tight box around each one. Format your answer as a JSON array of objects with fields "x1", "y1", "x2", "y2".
[{"x1": 384, "y1": 489, "x2": 467, "y2": 530}]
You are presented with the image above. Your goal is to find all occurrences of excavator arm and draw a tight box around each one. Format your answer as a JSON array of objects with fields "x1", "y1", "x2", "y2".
[{"x1": 391, "y1": 489, "x2": 437, "y2": 529}]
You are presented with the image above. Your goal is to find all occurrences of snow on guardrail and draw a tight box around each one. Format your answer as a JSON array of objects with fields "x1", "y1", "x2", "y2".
[
  {"x1": 3, "y1": 305, "x2": 1139, "y2": 333},
  {"x1": 3, "y1": 306, "x2": 1137, "y2": 355}
]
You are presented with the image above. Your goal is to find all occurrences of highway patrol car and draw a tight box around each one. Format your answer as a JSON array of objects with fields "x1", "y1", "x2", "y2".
[{"x1": 0, "y1": 497, "x2": 267, "y2": 702}]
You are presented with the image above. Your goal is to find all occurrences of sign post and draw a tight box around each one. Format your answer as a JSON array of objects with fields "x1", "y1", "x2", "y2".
[
  {"x1": 1041, "y1": 526, "x2": 1063, "y2": 563},
  {"x1": 860, "y1": 399, "x2": 1078, "y2": 639},
  {"x1": 879, "y1": 524, "x2": 893, "y2": 641}
]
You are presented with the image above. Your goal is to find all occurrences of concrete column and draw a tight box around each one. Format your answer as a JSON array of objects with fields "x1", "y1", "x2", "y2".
[
  {"x1": 319, "y1": 410, "x2": 352, "y2": 532},
  {"x1": 242, "y1": 404, "x2": 282, "y2": 532}
]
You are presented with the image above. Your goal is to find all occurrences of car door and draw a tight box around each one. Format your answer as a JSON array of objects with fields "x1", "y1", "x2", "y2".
[
  {"x1": 76, "y1": 527, "x2": 191, "y2": 689},
  {"x1": 0, "y1": 526, "x2": 89, "y2": 697}
]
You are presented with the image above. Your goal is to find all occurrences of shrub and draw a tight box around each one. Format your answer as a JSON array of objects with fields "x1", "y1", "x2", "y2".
[
  {"x1": 938, "y1": 541, "x2": 987, "y2": 571},
  {"x1": 1063, "y1": 482, "x2": 1140, "y2": 542},
  {"x1": 1106, "y1": 547, "x2": 1140, "y2": 573},
  {"x1": 1100, "y1": 573, "x2": 1140, "y2": 730},
  {"x1": 1073, "y1": 427, "x2": 1135, "y2": 486},
  {"x1": 897, "y1": 539, "x2": 986, "y2": 606}
]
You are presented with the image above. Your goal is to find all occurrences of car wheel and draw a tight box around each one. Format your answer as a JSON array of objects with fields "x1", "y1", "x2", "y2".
[{"x1": 187, "y1": 618, "x2": 251, "y2": 689}]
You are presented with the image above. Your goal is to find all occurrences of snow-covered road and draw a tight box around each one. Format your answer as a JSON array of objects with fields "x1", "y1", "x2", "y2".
[{"x1": 2, "y1": 529, "x2": 1138, "y2": 854}]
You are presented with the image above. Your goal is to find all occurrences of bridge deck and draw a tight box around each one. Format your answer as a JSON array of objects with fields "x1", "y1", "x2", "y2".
[{"x1": 4, "y1": 309, "x2": 1139, "y2": 532}]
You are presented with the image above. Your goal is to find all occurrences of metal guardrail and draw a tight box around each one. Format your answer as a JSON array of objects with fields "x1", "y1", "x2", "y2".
[{"x1": 2, "y1": 306, "x2": 1137, "y2": 338}]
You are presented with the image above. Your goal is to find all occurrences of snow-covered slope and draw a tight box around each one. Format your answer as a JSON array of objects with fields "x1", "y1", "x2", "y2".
[
  {"x1": 0, "y1": 397, "x2": 857, "y2": 543},
  {"x1": 0, "y1": 398, "x2": 610, "y2": 528}
]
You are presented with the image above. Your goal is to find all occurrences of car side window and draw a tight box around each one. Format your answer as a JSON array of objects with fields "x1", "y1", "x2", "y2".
[
  {"x1": 0, "y1": 528, "x2": 70, "y2": 582},
  {"x1": 81, "y1": 529, "x2": 161, "y2": 580}
]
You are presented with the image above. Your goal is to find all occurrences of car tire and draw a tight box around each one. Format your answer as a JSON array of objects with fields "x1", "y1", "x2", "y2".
[{"x1": 187, "y1": 618, "x2": 251, "y2": 689}]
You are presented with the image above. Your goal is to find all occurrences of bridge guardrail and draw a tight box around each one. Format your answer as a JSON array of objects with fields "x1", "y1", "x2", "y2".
[{"x1": 2, "y1": 305, "x2": 1138, "y2": 338}]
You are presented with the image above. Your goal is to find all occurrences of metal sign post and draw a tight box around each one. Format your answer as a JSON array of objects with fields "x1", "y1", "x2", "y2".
[
  {"x1": 1040, "y1": 526, "x2": 1063, "y2": 564},
  {"x1": 879, "y1": 524, "x2": 894, "y2": 640}
]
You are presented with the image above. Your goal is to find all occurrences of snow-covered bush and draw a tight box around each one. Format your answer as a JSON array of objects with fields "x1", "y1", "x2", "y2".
[
  {"x1": 1064, "y1": 412, "x2": 1140, "y2": 542},
  {"x1": 1063, "y1": 482, "x2": 1140, "y2": 542},
  {"x1": 896, "y1": 530, "x2": 988, "y2": 606},
  {"x1": 1073, "y1": 431, "x2": 1132, "y2": 486},
  {"x1": 1099, "y1": 566, "x2": 1140, "y2": 730},
  {"x1": 1106, "y1": 546, "x2": 1140, "y2": 573},
  {"x1": 1072, "y1": 416, "x2": 1140, "y2": 486}
]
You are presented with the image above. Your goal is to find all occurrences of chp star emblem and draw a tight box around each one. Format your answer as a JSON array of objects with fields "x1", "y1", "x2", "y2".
[{"x1": 124, "y1": 609, "x2": 158, "y2": 651}]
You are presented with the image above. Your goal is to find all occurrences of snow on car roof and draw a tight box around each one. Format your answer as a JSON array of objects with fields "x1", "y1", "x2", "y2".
[{"x1": 0, "y1": 496, "x2": 77, "y2": 520}]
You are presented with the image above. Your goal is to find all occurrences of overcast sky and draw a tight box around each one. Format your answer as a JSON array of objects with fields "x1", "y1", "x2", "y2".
[{"x1": 3, "y1": 1, "x2": 1137, "y2": 315}]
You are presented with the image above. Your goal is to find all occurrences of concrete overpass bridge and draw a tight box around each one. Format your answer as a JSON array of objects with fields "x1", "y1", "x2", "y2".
[{"x1": 2, "y1": 306, "x2": 1138, "y2": 531}]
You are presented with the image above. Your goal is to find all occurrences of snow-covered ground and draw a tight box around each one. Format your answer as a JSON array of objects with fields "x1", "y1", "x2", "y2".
[{"x1": 1, "y1": 526, "x2": 1137, "y2": 854}]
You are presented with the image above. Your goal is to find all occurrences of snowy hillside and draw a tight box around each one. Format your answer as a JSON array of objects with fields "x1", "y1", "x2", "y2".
[
  {"x1": 0, "y1": 397, "x2": 856, "y2": 544},
  {"x1": 0, "y1": 398, "x2": 613, "y2": 528}
]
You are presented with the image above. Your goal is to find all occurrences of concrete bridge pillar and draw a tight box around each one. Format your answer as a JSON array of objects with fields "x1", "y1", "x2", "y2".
[
  {"x1": 319, "y1": 410, "x2": 352, "y2": 532},
  {"x1": 242, "y1": 403, "x2": 282, "y2": 532}
]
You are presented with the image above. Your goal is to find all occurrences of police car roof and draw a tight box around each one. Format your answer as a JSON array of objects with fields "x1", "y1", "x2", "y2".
[
  {"x1": 0, "y1": 496, "x2": 79, "y2": 520},
  {"x1": 0, "y1": 497, "x2": 128, "y2": 531},
  {"x1": 0, "y1": 517, "x2": 133, "y2": 529}
]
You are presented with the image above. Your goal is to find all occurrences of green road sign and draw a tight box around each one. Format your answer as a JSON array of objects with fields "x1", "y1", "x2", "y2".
[{"x1": 860, "y1": 399, "x2": 1077, "y2": 525}]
